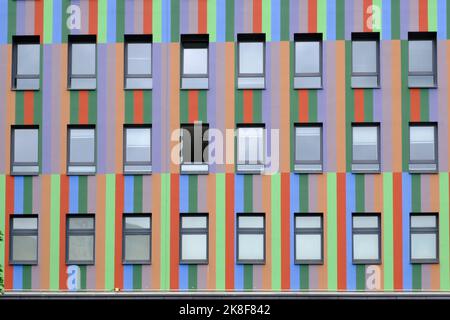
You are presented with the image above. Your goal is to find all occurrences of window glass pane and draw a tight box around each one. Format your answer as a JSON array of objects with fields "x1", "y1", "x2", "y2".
[
  {"x1": 16, "y1": 78, "x2": 40, "y2": 90},
  {"x1": 17, "y1": 44, "x2": 40, "y2": 75},
  {"x1": 181, "y1": 216, "x2": 207, "y2": 229},
  {"x1": 295, "y1": 42, "x2": 320, "y2": 74},
  {"x1": 124, "y1": 234, "x2": 151, "y2": 261},
  {"x1": 295, "y1": 216, "x2": 322, "y2": 229},
  {"x1": 70, "y1": 78, "x2": 96, "y2": 89},
  {"x1": 71, "y1": 43, "x2": 96, "y2": 75},
  {"x1": 14, "y1": 129, "x2": 38, "y2": 163},
  {"x1": 238, "y1": 234, "x2": 264, "y2": 261},
  {"x1": 353, "y1": 216, "x2": 379, "y2": 228},
  {"x1": 13, "y1": 217, "x2": 37, "y2": 230},
  {"x1": 70, "y1": 129, "x2": 95, "y2": 163},
  {"x1": 239, "y1": 42, "x2": 264, "y2": 74},
  {"x1": 353, "y1": 234, "x2": 379, "y2": 260},
  {"x1": 127, "y1": 43, "x2": 152, "y2": 75},
  {"x1": 126, "y1": 128, "x2": 151, "y2": 163},
  {"x1": 12, "y1": 235, "x2": 37, "y2": 262},
  {"x1": 296, "y1": 234, "x2": 322, "y2": 261},
  {"x1": 409, "y1": 40, "x2": 433, "y2": 73},
  {"x1": 125, "y1": 216, "x2": 151, "y2": 229},
  {"x1": 238, "y1": 216, "x2": 264, "y2": 229},
  {"x1": 353, "y1": 126, "x2": 378, "y2": 161},
  {"x1": 295, "y1": 127, "x2": 321, "y2": 162},
  {"x1": 411, "y1": 233, "x2": 437, "y2": 260},
  {"x1": 352, "y1": 41, "x2": 377, "y2": 73},
  {"x1": 410, "y1": 126, "x2": 435, "y2": 161},
  {"x1": 68, "y1": 235, "x2": 94, "y2": 262},
  {"x1": 411, "y1": 215, "x2": 437, "y2": 228},
  {"x1": 68, "y1": 217, "x2": 94, "y2": 230},
  {"x1": 237, "y1": 127, "x2": 264, "y2": 164},
  {"x1": 183, "y1": 48, "x2": 208, "y2": 75},
  {"x1": 181, "y1": 234, "x2": 207, "y2": 260}
]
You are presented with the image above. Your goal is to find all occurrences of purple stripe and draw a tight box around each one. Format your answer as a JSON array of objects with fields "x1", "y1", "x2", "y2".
[
  {"x1": 32, "y1": 176, "x2": 41, "y2": 214},
  {"x1": 42, "y1": 45, "x2": 53, "y2": 173},
  {"x1": 208, "y1": 44, "x2": 218, "y2": 173},
  {"x1": 429, "y1": 87, "x2": 439, "y2": 122},
  {"x1": 299, "y1": 0, "x2": 308, "y2": 33},
  {"x1": 52, "y1": 45, "x2": 62, "y2": 173},
  {"x1": 400, "y1": 0, "x2": 410, "y2": 39},
  {"x1": 252, "y1": 175, "x2": 263, "y2": 212},
  {"x1": 134, "y1": 0, "x2": 143, "y2": 34},
  {"x1": 234, "y1": 0, "x2": 244, "y2": 35},
  {"x1": 180, "y1": 0, "x2": 189, "y2": 34},
  {"x1": 308, "y1": 175, "x2": 317, "y2": 212},
  {"x1": 79, "y1": 0, "x2": 89, "y2": 35},
  {"x1": 87, "y1": 176, "x2": 97, "y2": 213},
  {"x1": 86, "y1": 265, "x2": 96, "y2": 289},
  {"x1": 353, "y1": 0, "x2": 363, "y2": 33},
  {"x1": 365, "y1": 175, "x2": 374, "y2": 212},
  {"x1": 125, "y1": 0, "x2": 134, "y2": 34},
  {"x1": 142, "y1": 175, "x2": 152, "y2": 212},
  {"x1": 141, "y1": 265, "x2": 151, "y2": 289},
  {"x1": 309, "y1": 265, "x2": 319, "y2": 289},
  {"x1": 263, "y1": 43, "x2": 272, "y2": 167},
  {"x1": 0, "y1": 46, "x2": 7, "y2": 172},
  {"x1": 320, "y1": 42, "x2": 328, "y2": 170},
  {"x1": 420, "y1": 175, "x2": 430, "y2": 212},
  {"x1": 97, "y1": 44, "x2": 108, "y2": 173},
  {"x1": 290, "y1": 0, "x2": 300, "y2": 37},
  {"x1": 188, "y1": 0, "x2": 198, "y2": 33},
  {"x1": 24, "y1": 0, "x2": 35, "y2": 35},
  {"x1": 345, "y1": 0, "x2": 354, "y2": 40},
  {"x1": 381, "y1": 41, "x2": 392, "y2": 171},
  {"x1": 252, "y1": 265, "x2": 263, "y2": 289},
  {"x1": 15, "y1": 0, "x2": 25, "y2": 35},
  {"x1": 152, "y1": 44, "x2": 162, "y2": 172},
  {"x1": 437, "y1": 42, "x2": 448, "y2": 171},
  {"x1": 325, "y1": 42, "x2": 337, "y2": 171},
  {"x1": 422, "y1": 265, "x2": 430, "y2": 289},
  {"x1": 409, "y1": 0, "x2": 419, "y2": 32},
  {"x1": 106, "y1": 45, "x2": 117, "y2": 173},
  {"x1": 197, "y1": 265, "x2": 207, "y2": 289},
  {"x1": 197, "y1": 176, "x2": 207, "y2": 212}
]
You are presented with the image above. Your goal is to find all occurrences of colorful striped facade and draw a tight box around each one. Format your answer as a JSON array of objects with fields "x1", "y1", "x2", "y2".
[{"x1": 0, "y1": 0, "x2": 450, "y2": 292}]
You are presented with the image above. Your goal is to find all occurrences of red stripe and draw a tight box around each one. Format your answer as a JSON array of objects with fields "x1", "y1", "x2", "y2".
[
  {"x1": 253, "y1": 0, "x2": 262, "y2": 33},
  {"x1": 353, "y1": 89, "x2": 365, "y2": 122},
  {"x1": 243, "y1": 90, "x2": 253, "y2": 123},
  {"x1": 198, "y1": 0, "x2": 207, "y2": 34},
  {"x1": 143, "y1": 0, "x2": 153, "y2": 34},
  {"x1": 298, "y1": 90, "x2": 309, "y2": 123},
  {"x1": 280, "y1": 173, "x2": 290, "y2": 289},
  {"x1": 134, "y1": 90, "x2": 144, "y2": 124},
  {"x1": 34, "y1": 0, "x2": 44, "y2": 39},
  {"x1": 363, "y1": 0, "x2": 372, "y2": 32},
  {"x1": 78, "y1": 91, "x2": 89, "y2": 124},
  {"x1": 24, "y1": 91, "x2": 34, "y2": 125},
  {"x1": 114, "y1": 175, "x2": 124, "y2": 289},
  {"x1": 89, "y1": 0, "x2": 98, "y2": 35},
  {"x1": 170, "y1": 174, "x2": 179, "y2": 289},
  {"x1": 225, "y1": 173, "x2": 235, "y2": 290},
  {"x1": 410, "y1": 89, "x2": 421, "y2": 122},
  {"x1": 393, "y1": 172, "x2": 403, "y2": 290},
  {"x1": 419, "y1": 0, "x2": 428, "y2": 32},
  {"x1": 337, "y1": 173, "x2": 347, "y2": 290},
  {"x1": 188, "y1": 90, "x2": 199, "y2": 122},
  {"x1": 308, "y1": 0, "x2": 317, "y2": 33},
  {"x1": 59, "y1": 175, "x2": 69, "y2": 290},
  {"x1": 4, "y1": 176, "x2": 14, "y2": 290}
]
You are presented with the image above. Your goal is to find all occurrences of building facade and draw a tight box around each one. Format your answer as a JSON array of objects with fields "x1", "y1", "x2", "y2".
[{"x1": 0, "y1": 0, "x2": 450, "y2": 292}]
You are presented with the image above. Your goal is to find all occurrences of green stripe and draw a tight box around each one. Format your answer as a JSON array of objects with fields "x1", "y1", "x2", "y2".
[
  {"x1": 80, "y1": 266, "x2": 87, "y2": 289},
  {"x1": 207, "y1": 0, "x2": 217, "y2": 42},
  {"x1": 428, "y1": 0, "x2": 438, "y2": 32},
  {"x1": 345, "y1": 41, "x2": 353, "y2": 171},
  {"x1": 391, "y1": 0, "x2": 400, "y2": 40},
  {"x1": 225, "y1": 0, "x2": 235, "y2": 42},
  {"x1": 88, "y1": 91, "x2": 97, "y2": 124},
  {"x1": 133, "y1": 176, "x2": 143, "y2": 213},
  {"x1": 198, "y1": 91, "x2": 207, "y2": 122},
  {"x1": 98, "y1": 0, "x2": 107, "y2": 43},
  {"x1": 125, "y1": 91, "x2": 134, "y2": 123},
  {"x1": 43, "y1": 0, "x2": 53, "y2": 44},
  {"x1": 411, "y1": 175, "x2": 421, "y2": 212},
  {"x1": 253, "y1": 91, "x2": 262, "y2": 123},
  {"x1": 372, "y1": 0, "x2": 382, "y2": 34},
  {"x1": 133, "y1": 265, "x2": 142, "y2": 289},
  {"x1": 216, "y1": 174, "x2": 226, "y2": 290},
  {"x1": 0, "y1": 176, "x2": 5, "y2": 289},
  {"x1": 179, "y1": 90, "x2": 188, "y2": 123},
  {"x1": 300, "y1": 265, "x2": 309, "y2": 290},
  {"x1": 308, "y1": 90, "x2": 318, "y2": 122},
  {"x1": 235, "y1": 90, "x2": 243, "y2": 124},
  {"x1": 326, "y1": 173, "x2": 338, "y2": 290},
  {"x1": 280, "y1": 0, "x2": 290, "y2": 41},
  {"x1": 49, "y1": 175, "x2": 60, "y2": 290},
  {"x1": 23, "y1": 266, "x2": 31, "y2": 289},
  {"x1": 188, "y1": 265, "x2": 197, "y2": 290},
  {"x1": 23, "y1": 177, "x2": 32, "y2": 214},
  {"x1": 412, "y1": 264, "x2": 422, "y2": 290},
  {"x1": 244, "y1": 175, "x2": 252, "y2": 212},
  {"x1": 299, "y1": 175, "x2": 309, "y2": 212},
  {"x1": 317, "y1": 0, "x2": 327, "y2": 40},
  {"x1": 356, "y1": 265, "x2": 365, "y2": 290},
  {"x1": 336, "y1": 0, "x2": 345, "y2": 40},
  {"x1": 383, "y1": 173, "x2": 394, "y2": 290},
  {"x1": 7, "y1": 0, "x2": 16, "y2": 43},
  {"x1": 160, "y1": 174, "x2": 170, "y2": 289},
  {"x1": 290, "y1": 42, "x2": 298, "y2": 171},
  {"x1": 401, "y1": 41, "x2": 410, "y2": 171},
  {"x1": 70, "y1": 91, "x2": 79, "y2": 124},
  {"x1": 439, "y1": 173, "x2": 450, "y2": 289},
  {"x1": 262, "y1": 0, "x2": 271, "y2": 41},
  {"x1": 105, "y1": 174, "x2": 115, "y2": 290},
  {"x1": 116, "y1": 0, "x2": 125, "y2": 42},
  {"x1": 243, "y1": 265, "x2": 253, "y2": 290},
  {"x1": 271, "y1": 173, "x2": 281, "y2": 290},
  {"x1": 170, "y1": 0, "x2": 180, "y2": 42},
  {"x1": 188, "y1": 175, "x2": 198, "y2": 212},
  {"x1": 364, "y1": 89, "x2": 373, "y2": 122},
  {"x1": 78, "y1": 176, "x2": 87, "y2": 213},
  {"x1": 420, "y1": 89, "x2": 429, "y2": 122},
  {"x1": 143, "y1": 91, "x2": 152, "y2": 123},
  {"x1": 152, "y1": 0, "x2": 162, "y2": 43},
  {"x1": 15, "y1": 92, "x2": 24, "y2": 125},
  {"x1": 61, "y1": 0, "x2": 70, "y2": 43},
  {"x1": 355, "y1": 175, "x2": 365, "y2": 212}
]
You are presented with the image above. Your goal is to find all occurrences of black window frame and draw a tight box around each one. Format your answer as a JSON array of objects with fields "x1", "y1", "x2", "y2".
[
  {"x1": 351, "y1": 32, "x2": 380, "y2": 89},
  {"x1": 352, "y1": 213, "x2": 382, "y2": 265},
  {"x1": 67, "y1": 124, "x2": 97, "y2": 176},
  {"x1": 9, "y1": 214, "x2": 39, "y2": 265},
  {"x1": 236, "y1": 213, "x2": 266, "y2": 265},
  {"x1": 408, "y1": 32, "x2": 437, "y2": 88},
  {"x1": 294, "y1": 213, "x2": 324, "y2": 265},
  {"x1": 10, "y1": 124, "x2": 40, "y2": 176},
  {"x1": 122, "y1": 213, "x2": 152, "y2": 265},
  {"x1": 293, "y1": 123, "x2": 323, "y2": 174},
  {"x1": 179, "y1": 213, "x2": 209, "y2": 265},
  {"x1": 237, "y1": 33, "x2": 266, "y2": 89},
  {"x1": 293, "y1": 33, "x2": 323, "y2": 89},
  {"x1": 68, "y1": 34, "x2": 97, "y2": 90},
  {"x1": 236, "y1": 123, "x2": 266, "y2": 175},
  {"x1": 410, "y1": 212, "x2": 439, "y2": 264},
  {"x1": 180, "y1": 123, "x2": 209, "y2": 175},
  {"x1": 409, "y1": 122, "x2": 439, "y2": 174},
  {"x1": 351, "y1": 122, "x2": 381, "y2": 174},
  {"x1": 11, "y1": 35, "x2": 41, "y2": 91},
  {"x1": 180, "y1": 34, "x2": 209, "y2": 90},
  {"x1": 124, "y1": 34, "x2": 153, "y2": 90},
  {"x1": 66, "y1": 214, "x2": 96, "y2": 265},
  {"x1": 123, "y1": 124, "x2": 152, "y2": 175}
]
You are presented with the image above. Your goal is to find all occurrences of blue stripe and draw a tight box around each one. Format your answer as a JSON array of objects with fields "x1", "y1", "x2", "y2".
[
  {"x1": 0, "y1": 0, "x2": 7, "y2": 44},
  {"x1": 53, "y1": 0, "x2": 62, "y2": 43},
  {"x1": 179, "y1": 264, "x2": 188, "y2": 290},
  {"x1": 179, "y1": 175, "x2": 189, "y2": 213},
  {"x1": 124, "y1": 175, "x2": 134, "y2": 213},
  {"x1": 216, "y1": 0, "x2": 226, "y2": 42},
  {"x1": 438, "y1": 0, "x2": 447, "y2": 39},
  {"x1": 327, "y1": 0, "x2": 336, "y2": 40},
  {"x1": 234, "y1": 174, "x2": 244, "y2": 289},
  {"x1": 271, "y1": 0, "x2": 280, "y2": 41},
  {"x1": 107, "y1": 0, "x2": 117, "y2": 43},
  {"x1": 14, "y1": 177, "x2": 24, "y2": 214},
  {"x1": 13, "y1": 266, "x2": 23, "y2": 290},
  {"x1": 402, "y1": 173, "x2": 412, "y2": 289},
  {"x1": 162, "y1": 0, "x2": 170, "y2": 43},
  {"x1": 69, "y1": 176, "x2": 78, "y2": 213},
  {"x1": 123, "y1": 265, "x2": 133, "y2": 290},
  {"x1": 290, "y1": 173, "x2": 300, "y2": 289},
  {"x1": 346, "y1": 173, "x2": 356, "y2": 290},
  {"x1": 382, "y1": 0, "x2": 391, "y2": 40}
]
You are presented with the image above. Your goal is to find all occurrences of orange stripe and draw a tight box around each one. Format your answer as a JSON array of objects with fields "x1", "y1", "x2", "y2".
[
  {"x1": 419, "y1": 0, "x2": 428, "y2": 32},
  {"x1": 151, "y1": 174, "x2": 161, "y2": 289},
  {"x1": 114, "y1": 175, "x2": 124, "y2": 289},
  {"x1": 134, "y1": 90, "x2": 144, "y2": 124},
  {"x1": 308, "y1": 0, "x2": 317, "y2": 33},
  {"x1": 225, "y1": 173, "x2": 235, "y2": 289},
  {"x1": 34, "y1": 0, "x2": 43, "y2": 39},
  {"x1": 78, "y1": 91, "x2": 89, "y2": 124},
  {"x1": 298, "y1": 90, "x2": 309, "y2": 122},
  {"x1": 363, "y1": 0, "x2": 372, "y2": 32},
  {"x1": 279, "y1": 43, "x2": 290, "y2": 172},
  {"x1": 225, "y1": 43, "x2": 236, "y2": 173},
  {"x1": 4, "y1": 176, "x2": 14, "y2": 290},
  {"x1": 335, "y1": 42, "x2": 346, "y2": 171},
  {"x1": 337, "y1": 173, "x2": 347, "y2": 290},
  {"x1": 23, "y1": 91, "x2": 34, "y2": 125},
  {"x1": 143, "y1": 0, "x2": 153, "y2": 34},
  {"x1": 410, "y1": 89, "x2": 421, "y2": 121},
  {"x1": 262, "y1": 175, "x2": 271, "y2": 289},
  {"x1": 59, "y1": 175, "x2": 69, "y2": 290},
  {"x1": 393, "y1": 173, "x2": 403, "y2": 290},
  {"x1": 318, "y1": 175, "x2": 328, "y2": 289},
  {"x1": 280, "y1": 173, "x2": 290, "y2": 289},
  {"x1": 198, "y1": 0, "x2": 207, "y2": 34},
  {"x1": 170, "y1": 174, "x2": 179, "y2": 289},
  {"x1": 89, "y1": 0, "x2": 98, "y2": 35},
  {"x1": 40, "y1": 176, "x2": 51, "y2": 289},
  {"x1": 95, "y1": 175, "x2": 106, "y2": 289},
  {"x1": 243, "y1": 90, "x2": 253, "y2": 123},
  {"x1": 391, "y1": 42, "x2": 402, "y2": 172},
  {"x1": 353, "y1": 89, "x2": 365, "y2": 122},
  {"x1": 61, "y1": 44, "x2": 70, "y2": 173},
  {"x1": 207, "y1": 175, "x2": 216, "y2": 289},
  {"x1": 253, "y1": 0, "x2": 262, "y2": 33},
  {"x1": 188, "y1": 90, "x2": 199, "y2": 122}
]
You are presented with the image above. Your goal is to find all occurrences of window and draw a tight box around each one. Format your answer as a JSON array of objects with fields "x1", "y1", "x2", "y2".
[
  {"x1": 294, "y1": 124, "x2": 322, "y2": 173},
  {"x1": 351, "y1": 33, "x2": 380, "y2": 88},
  {"x1": 66, "y1": 215, "x2": 95, "y2": 265},
  {"x1": 12, "y1": 36, "x2": 40, "y2": 90},
  {"x1": 236, "y1": 214, "x2": 265, "y2": 264},
  {"x1": 179, "y1": 214, "x2": 208, "y2": 264},
  {"x1": 124, "y1": 34, "x2": 152, "y2": 90},
  {"x1": 410, "y1": 213, "x2": 439, "y2": 264},
  {"x1": 236, "y1": 124, "x2": 265, "y2": 174},
  {"x1": 294, "y1": 213, "x2": 323, "y2": 264},
  {"x1": 409, "y1": 123, "x2": 438, "y2": 173},
  {"x1": 123, "y1": 125, "x2": 152, "y2": 175},
  {"x1": 123, "y1": 214, "x2": 152, "y2": 264},
  {"x1": 180, "y1": 123, "x2": 209, "y2": 174},
  {"x1": 408, "y1": 32, "x2": 437, "y2": 88},
  {"x1": 68, "y1": 35, "x2": 96, "y2": 90},
  {"x1": 9, "y1": 215, "x2": 38, "y2": 265},
  {"x1": 67, "y1": 125, "x2": 96, "y2": 175},
  {"x1": 11, "y1": 125, "x2": 39, "y2": 175},
  {"x1": 237, "y1": 33, "x2": 265, "y2": 89},
  {"x1": 181, "y1": 34, "x2": 209, "y2": 89},
  {"x1": 352, "y1": 213, "x2": 381, "y2": 264},
  {"x1": 352, "y1": 123, "x2": 381, "y2": 173},
  {"x1": 294, "y1": 33, "x2": 322, "y2": 89}
]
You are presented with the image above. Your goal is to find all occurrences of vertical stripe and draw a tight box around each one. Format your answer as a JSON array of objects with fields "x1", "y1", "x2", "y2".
[
  {"x1": 327, "y1": 173, "x2": 337, "y2": 290},
  {"x1": 439, "y1": 173, "x2": 450, "y2": 289}
]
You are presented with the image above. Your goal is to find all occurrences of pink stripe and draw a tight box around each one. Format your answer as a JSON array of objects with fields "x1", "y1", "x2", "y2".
[
  {"x1": 299, "y1": 0, "x2": 308, "y2": 33},
  {"x1": 253, "y1": 175, "x2": 263, "y2": 212},
  {"x1": 88, "y1": 176, "x2": 97, "y2": 213}
]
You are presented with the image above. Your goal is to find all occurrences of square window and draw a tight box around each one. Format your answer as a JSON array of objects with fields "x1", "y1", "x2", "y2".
[
  {"x1": 66, "y1": 215, "x2": 95, "y2": 265},
  {"x1": 180, "y1": 123, "x2": 209, "y2": 174},
  {"x1": 409, "y1": 123, "x2": 438, "y2": 173},
  {"x1": 351, "y1": 33, "x2": 380, "y2": 88},
  {"x1": 68, "y1": 35, "x2": 96, "y2": 90},
  {"x1": 352, "y1": 213, "x2": 381, "y2": 264},
  {"x1": 123, "y1": 214, "x2": 152, "y2": 264},
  {"x1": 179, "y1": 214, "x2": 209, "y2": 264},
  {"x1": 237, "y1": 214, "x2": 265, "y2": 264},
  {"x1": 408, "y1": 32, "x2": 437, "y2": 88},
  {"x1": 410, "y1": 213, "x2": 439, "y2": 263},
  {"x1": 294, "y1": 124, "x2": 323, "y2": 173},
  {"x1": 67, "y1": 126, "x2": 96, "y2": 175},
  {"x1": 294, "y1": 214, "x2": 323, "y2": 264},
  {"x1": 236, "y1": 125, "x2": 265, "y2": 174},
  {"x1": 181, "y1": 34, "x2": 209, "y2": 89},
  {"x1": 12, "y1": 36, "x2": 40, "y2": 90},
  {"x1": 10, "y1": 215, "x2": 38, "y2": 265},
  {"x1": 125, "y1": 34, "x2": 153, "y2": 90},
  {"x1": 11, "y1": 126, "x2": 39, "y2": 175},
  {"x1": 352, "y1": 124, "x2": 380, "y2": 173},
  {"x1": 294, "y1": 33, "x2": 322, "y2": 89},
  {"x1": 237, "y1": 33, "x2": 265, "y2": 89},
  {"x1": 124, "y1": 125, "x2": 152, "y2": 175}
]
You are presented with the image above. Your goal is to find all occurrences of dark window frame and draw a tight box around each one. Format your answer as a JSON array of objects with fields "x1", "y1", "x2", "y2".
[
  {"x1": 68, "y1": 34, "x2": 97, "y2": 90},
  {"x1": 294, "y1": 213, "x2": 324, "y2": 265},
  {"x1": 236, "y1": 213, "x2": 266, "y2": 265},
  {"x1": 236, "y1": 123, "x2": 266, "y2": 174},
  {"x1": 67, "y1": 124, "x2": 97, "y2": 176},
  {"x1": 123, "y1": 124, "x2": 152, "y2": 175},
  {"x1": 351, "y1": 122, "x2": 381, "y2": 174},
  {"x1": 180, "y1": 123, "x2": 209, "y2": 174},
  {"x1": 179, "y1": 213, "x2": 209, "y2": 265},
  {"x1": 122, "y1": 213, "x2": 152, "y2": 265},
  {"x1": 180, "y1": 34, "x2": 209, "y2": 90},
  {"x1": 124, "y1": 34, "x2": 153, "y2": 90},
  {"x1": 410, "y1": 212, "x2": 439, "y2": 264},
  {"x1": 351, "y1": 32, "x2": 380, "y2": 88},
  {"x1": 11, "y1": 35, "x2": 41, "y2": 91},
  {"x1": 293, "y1": 33, "x2": 323, "y2": 89},
  {"x1": 66, "y1": 214, "x2": 96, "y2": 265},
  {"x1": 10, "y1": 124, "x2": 40, "y2": 176},
  {"x1": 293, "y1": 123, "x2": 323, "y2": 173},
  {"x1": 352, "y1": 213, "x2": 382, "y2": 265},
  {"x1": 237, "y1": 33, "x2": 266, "y2": 89},
  {"x1": 409, "y1": 122, "x2": 439, "y2": 174},
  {"x1": 9, "y1": 214, "x2": 39, "y2": 265},
  {"x1": 408, "y1": 32, "x2": 437, "y2": 88}
]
